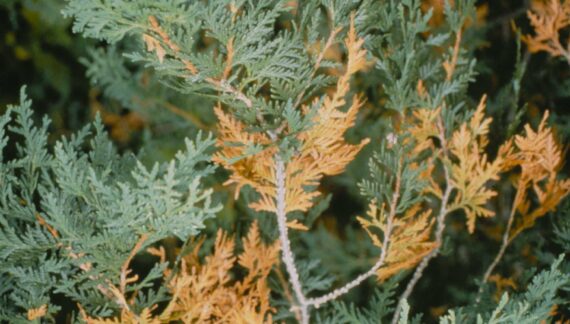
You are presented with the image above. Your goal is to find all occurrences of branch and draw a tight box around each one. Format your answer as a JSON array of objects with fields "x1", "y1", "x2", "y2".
[
  {"x1": 293, "y1": 25, "x2": 342, "y2": 108},
  {"x1": 275, "y1": 267, "x2": 302, "y2": 321},
  {"x1": 443, "y1": 29, "x2": 463, "y2": 81},
  {"x1": 391, "y1": 24, "x2": 466, "y2": 319},
  {"x1": 274, "y1": 156, "x2": 310, "y2": 324},
  {"x1": 392, "y1": 117, "x2": 453, "y2": 324}
]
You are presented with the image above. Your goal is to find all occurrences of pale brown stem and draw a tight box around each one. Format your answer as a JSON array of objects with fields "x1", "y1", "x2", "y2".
[
  {"x1": 162, "y1": 101, "x2": 212, "y2": 130},
  {"x1": 148, "y1": 16, "x2": 254, "y2": 110},
  {"x1": 476, "y1": 187, "x2": 523, "y2": 302},
  {"x1": 445, "y1": 29, "x2": 463, "y2": 81}
]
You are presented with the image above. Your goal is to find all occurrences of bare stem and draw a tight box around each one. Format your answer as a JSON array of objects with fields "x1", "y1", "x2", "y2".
[
  {"x1": 274, "y1": 156, "x2": 310, "y2": 324},
  {"x1": 275, "y1": 267, "x2": 302, "y2": 321},
  {"x1": 307, "y1": 252, "x2": 388, "y2": 309},
  {"x1": 293, "y1": 25, "x2": 341, "y2": 108},
  {"x1": 274, "y1": 154, "x2": 403, "y2": 322},
  {"x1": 476, "y1": 187, "x2": 522, "y2": 301}
]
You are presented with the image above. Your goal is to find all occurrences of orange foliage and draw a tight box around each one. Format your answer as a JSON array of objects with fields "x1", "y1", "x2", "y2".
[
  {"x1": 358, "y1": 202, "x2": 437, "y2": 281},
  {"x1": 88, "y1": 90, "x2": 145, "y2": 144},
  {"x1": 407, "y1": 96, "x2": 512, "y2": 233},
  {"x1": 488, "y1": 274, "x2": 517, "y2": 300},
  {"x1": 27, "y1": 304, "x2": 47, "y2": 321},
  {"x1": 523, "y1": 0, "x2": 570, "y2": 62},
  {"x1": 503, "y1": 112, "x2": 570, "y2": 240},
  {"x1": 408, "y1": 107, "x2": 440, "y2": 154},
  {"x1": 421, "y1": 0, "x2": 487, "y2": 29},
  {"x1": 446, "y1": 97, "x2": 512, "y2": 233}
]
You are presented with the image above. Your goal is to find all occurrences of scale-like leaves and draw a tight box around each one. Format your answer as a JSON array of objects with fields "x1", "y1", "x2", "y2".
[{"x1": 446, "y1": 97, "x2": 511, "y2": 233}]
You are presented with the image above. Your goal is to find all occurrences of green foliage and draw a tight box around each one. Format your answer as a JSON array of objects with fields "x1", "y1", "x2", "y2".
[
  {"x1": 440, "y1": 255, "x2": 569, "y2": 324},
  {"x1": 359, "y1": 137, "x2": 427, "y2": 214},
  {"x1": 328, "y1": 277, "x2": 400, "y2": 323},
  {"x1": 0, "y1": 88, "x2": 220, "y2": 320}
]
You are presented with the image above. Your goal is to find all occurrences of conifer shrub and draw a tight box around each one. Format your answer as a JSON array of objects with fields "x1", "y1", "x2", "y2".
[{"x1": 1, "y1": 0, "x2": 570, "y2": 323}]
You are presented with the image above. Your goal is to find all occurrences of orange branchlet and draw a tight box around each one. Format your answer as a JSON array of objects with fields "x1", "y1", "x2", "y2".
[
  {"x1": 27, "y1": 305, "x2": 47, "y2": 321},
  {"x1": 408, "y1": 107, "x2": 441, "y2": 154},
  {"x1": 159, "y1": 221, "x2": 279, "y2": 323},
  {"x1": 407, "y1": 96, "x2": 511, "y2": 233},
  {"x1": 523, "y1": 0, "x2": 570, "y2": 62},
  {"x1": 358, "y1": 202, "x2": 437, "y2": 281}
]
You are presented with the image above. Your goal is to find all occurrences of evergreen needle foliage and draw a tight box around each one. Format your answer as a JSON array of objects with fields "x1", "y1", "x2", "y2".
[{"x1": 1, "y1": 0, "x2": 570, "y2": 323}]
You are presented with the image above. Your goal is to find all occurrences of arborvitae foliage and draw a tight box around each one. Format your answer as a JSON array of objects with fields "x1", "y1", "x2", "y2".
[
  {"x1": 1, "y1": 0, "x2": 570, "y2": 323},
  {"x1": 0, "y1": 88, "x2": 220, "y2": 322}
]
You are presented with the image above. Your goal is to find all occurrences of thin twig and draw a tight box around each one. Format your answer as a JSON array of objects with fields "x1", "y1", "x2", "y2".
[
  {"x1": 476, "y1": 187, "x2": 523, "y2": 302},
  {"x1": 444, "y1": 29, "x2": 463, "y2": 81},
  {"x1": 307, "y1": 159, "x2": 402, "y2": 309},
  {"x1": 147, "y1": 16, "x2": 254, "y2": 110},
  {"x1": 163, "y1": 235, "x2": 195, "y2": 286},
  {"x1": 272, "y1": 133, "x2": 401, "y2": 319},
  {"x1": 162, "y1": 101, "x2": 212, "y2": 130},
  {"x1": 120, "y1": 234, "x2": 148, "y2": 295},
  {"x1": 293, "y1": 25, "x2": 342, "y2": 108},
  {"x1": 391, "y1": 23, "x2": 466, "y2": 320},
  {"x1": 392, "y1": 181, "x2": 451, "y2": 324}
]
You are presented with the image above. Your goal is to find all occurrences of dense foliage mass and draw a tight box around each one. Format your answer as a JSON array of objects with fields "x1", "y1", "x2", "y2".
[{"x1": 1, "y1": 0, "x2": 570, "y2": 323}]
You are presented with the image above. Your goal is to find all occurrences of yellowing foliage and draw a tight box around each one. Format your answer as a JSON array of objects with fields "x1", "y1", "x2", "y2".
[
  {"x1": 421, "y1": 0, "x2": 488, "y2": 30},
  {"x1": 523, "y1": 0, "x2": 570, "y2": 62},
  {"x1": 406, "y1": 96, "x2": 511, "y2": 234},
  {"x1": 159, "y1": 221, "x2": 279, "y2": 323},
  {"x1": 213, "y1": 19, "x2": 369, "y2": 215},
  {"x1": 408, "y1": 107, "x2": 441, "y2": 154},
  {"x1": 26, "y1": 304, "x2": 47, "y2": 321},
  {"x1": 80, "y1": 221, "x2": 280, "y2": 324},
  {"x1": 503, "y1": 112, "x2": 570, "y2": 240}
]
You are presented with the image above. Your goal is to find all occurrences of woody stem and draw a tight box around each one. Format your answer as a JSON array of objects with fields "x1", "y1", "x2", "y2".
[{"x1": 275, "y1": 156, "x2": 310, "y2": 324}]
